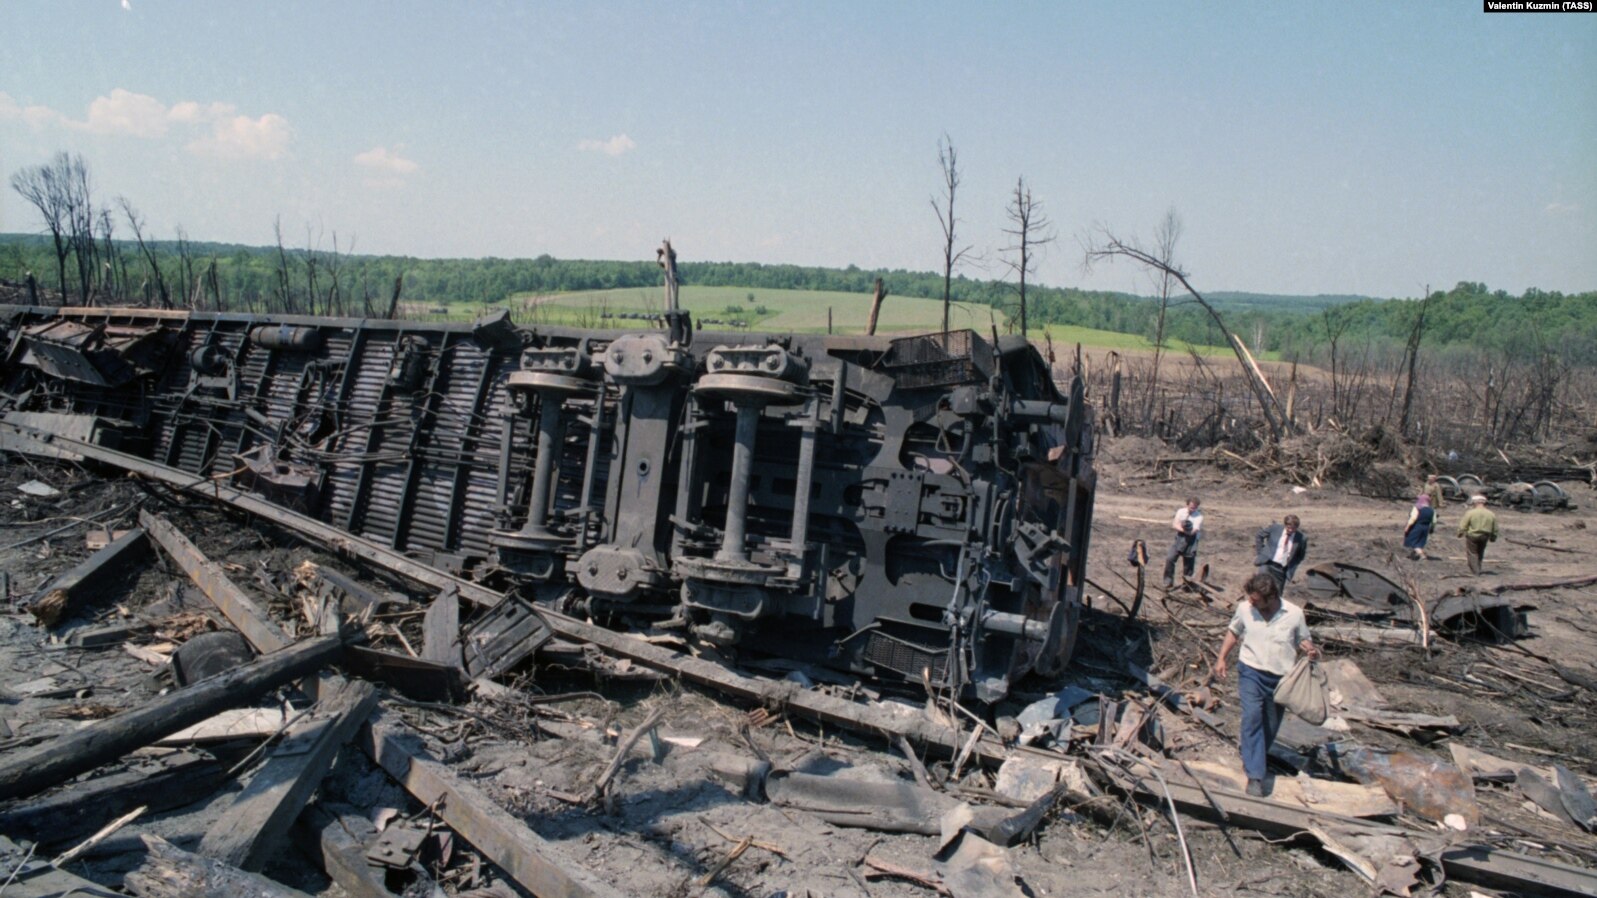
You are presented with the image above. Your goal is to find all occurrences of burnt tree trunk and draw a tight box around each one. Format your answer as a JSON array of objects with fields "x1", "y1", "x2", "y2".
[{"x1": 866, "y1": 277, "x2": 888, "y2": 336}]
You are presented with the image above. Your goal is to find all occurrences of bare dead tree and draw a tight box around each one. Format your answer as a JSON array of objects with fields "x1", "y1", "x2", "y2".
[
  {"x1": 1397, "y1": 284, "x2": 1431, "y2": 437},
  {"x1": 302, "y1": 224, "x2": 323, "y2": 316},
  {"x1": 1319, "y1": 306, "x2": 1352, "y2": 420},
  {"x1": 61, "y1": 155, "x2": 97, "y2": 303},
  {"x1": 325, "y1": 232, "x2": 349, "y2": 316},
  {"x1": 272, "y1": 217, "x2": 295, "y2": 314},
  {"x1": 865, "y1": 277, "x2": 889, "y2": 336},
  {"x1": 174, "y1": 227, "x2": 198, "y2": 309},
  {"x1": 119, "y1": 198, "x2": 171, "y2": 309},
  {"x1": 97, "y1": 206, "x2": 127, "y2": 303},
  {"x1": 9, "y1": 152, "x2": 77, "y2": 302},
  {"x1": 204, "y1": 255, "x2": 222, "y2": 312},
  {"x1": 1084, "y1": 228, "x2": 1292, "y2": 441},
  {"x1": 1144, "y1": 209, "x2": 1182, "y2": 425},
  {"x1": 932, "y1": 135, "x2": 972, "y2": 339},
  {"x1": 385, "y1": 275, "x2": 403, "y2": 320},
  {"x1": 1000, "y1": 177, "x2": 1055, "y2": 336}
]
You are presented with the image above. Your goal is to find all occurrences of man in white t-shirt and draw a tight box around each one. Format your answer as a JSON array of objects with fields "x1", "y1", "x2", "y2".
[
  {"x1": 1161, "y1": 497, "x2": 1203, "y2": 588},
  {"x1": 1212, "y1": 572, "x2": 1318, "y2": 796}
]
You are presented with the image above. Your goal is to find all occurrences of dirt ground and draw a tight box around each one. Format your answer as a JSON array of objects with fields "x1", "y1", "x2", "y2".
[{"x1": 2, "y1": 436, "x2": 1596, "y2": 897}]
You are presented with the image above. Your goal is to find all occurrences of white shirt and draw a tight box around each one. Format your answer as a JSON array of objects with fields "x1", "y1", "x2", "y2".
[
  {"x1": 1173, "y1": 507, "x2": 1203, "y2": 533},
  {"x1": 1271, "y1": 529, "x2": 1295, "y2": 566},
  {"x1": 1228, "y1": 599, "x2": 1311, "y2": 676}
]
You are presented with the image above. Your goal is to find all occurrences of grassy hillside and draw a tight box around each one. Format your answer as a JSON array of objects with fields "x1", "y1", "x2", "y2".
[
  {"x1": 399, "y1": 284, "x2": 1237, "y2": 354},
  {"x1": 511, "y1": 285, "x2": 994, "y2": 334}
]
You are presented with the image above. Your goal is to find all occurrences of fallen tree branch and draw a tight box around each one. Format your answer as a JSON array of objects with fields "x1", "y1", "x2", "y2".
[
  {"x1": 1503, "y1": 538, "x2": 1579, "y2": 555},
  {"x1": 696, "y1": 835, "x2": 752, "y2": 888},
  {"x1": 862, "y1": 853, "x2": 950, "y2": 895},
  {"x1": 1482, "y1": 575, "x2": 1597, "y2": 594},
  {"x1": 593, "y1": 705, "x2": 666, "y2": 799}
]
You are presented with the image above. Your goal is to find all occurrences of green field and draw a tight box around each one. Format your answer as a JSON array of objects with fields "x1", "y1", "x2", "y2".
[
  {"x1": 412, "y1": 284, "x2": 1234, "y2": 354},
  {"x1": 503, "y1": 285, "x2": 995, "y2": 334}
]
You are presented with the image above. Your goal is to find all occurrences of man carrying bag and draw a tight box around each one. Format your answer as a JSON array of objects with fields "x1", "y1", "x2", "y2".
[{"x1": 1212, "y1": 572, "x2": 1320, "y2": 796}]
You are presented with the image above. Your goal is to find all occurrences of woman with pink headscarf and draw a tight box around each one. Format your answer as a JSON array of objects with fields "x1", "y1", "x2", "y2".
[{"x1": 1403, "y1": 494, "x2": 1435, "y2": 560}]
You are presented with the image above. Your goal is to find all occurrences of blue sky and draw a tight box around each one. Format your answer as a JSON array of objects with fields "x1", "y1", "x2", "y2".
[{"x1": 2, "y1": 1, "x2": 1592, "y2": 299}]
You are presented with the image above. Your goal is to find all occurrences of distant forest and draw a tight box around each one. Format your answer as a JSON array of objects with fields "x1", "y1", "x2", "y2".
[{"x1": 1, "y1": 233, "x2": 1592, "y2": 365}]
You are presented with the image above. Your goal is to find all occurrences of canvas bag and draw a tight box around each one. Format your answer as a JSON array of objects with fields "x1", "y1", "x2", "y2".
[{"x1": 1272, "y1": 656, "x2": 1329, "y2": 725}]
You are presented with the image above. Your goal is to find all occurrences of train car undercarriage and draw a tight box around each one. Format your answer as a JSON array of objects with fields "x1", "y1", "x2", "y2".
[{"x1": 0, "y1": 304, "x2": 1094, "y2": 702}]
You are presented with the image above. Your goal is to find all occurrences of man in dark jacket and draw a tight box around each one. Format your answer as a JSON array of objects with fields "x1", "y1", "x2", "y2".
[{"x1": 1254, "y1": 514, "x2": 1307, "y2": 594}]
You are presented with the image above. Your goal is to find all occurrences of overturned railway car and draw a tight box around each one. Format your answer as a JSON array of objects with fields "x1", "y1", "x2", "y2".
[{"x1": 0, "y1": 305, "x2": 1095, "y2": 701}]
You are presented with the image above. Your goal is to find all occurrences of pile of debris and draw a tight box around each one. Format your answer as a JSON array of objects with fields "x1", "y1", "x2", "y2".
[{"x1": 1, "y1": 463, "x2": 1595, "y2": 898}]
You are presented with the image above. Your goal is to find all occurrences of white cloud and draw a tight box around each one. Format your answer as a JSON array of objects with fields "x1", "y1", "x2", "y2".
[
  {"x1": 577, "y1": 133, "x2": 636, "y2": 157},
  {"x1": 354, "y1": 146, "x2": 419, "y2": 175},
  {"x1": 186, "y1": 113, "x2": 292, "y2": 160},
  {"x1": 1545, "y1": 201, "x2": 1580, "y2": 215},
  {"x1": 167, "y1": 100, "x2": 235, "y2": 124},
  {"x1": 5, "y1": 89, "x2": 290, "y2": 161},
  {"x1": 22, "y1": 105, "x2": 65, "y2": 129},
  {"x1": 81, "y1": 88, "x2": 169, "y2": 137}
]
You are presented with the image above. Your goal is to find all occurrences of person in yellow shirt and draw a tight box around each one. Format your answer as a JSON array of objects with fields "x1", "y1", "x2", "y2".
[{"x1": 1456, "y1": 494, "x2": 1499, "y2": 575}]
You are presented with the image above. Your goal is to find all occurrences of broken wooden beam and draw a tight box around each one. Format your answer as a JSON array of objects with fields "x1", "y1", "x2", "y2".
[
  {"x1": 0, "y1": 633, "x2": 345, "y2": 802},
  {"x1": 539, "y1": 610, "x2": 1010, "y2": 762},
  {"x1": 198, "y1": 676, "x2": 378, "y2": 871},
  {"x1": 154, "y1": 511, "x2": 619, "y2": 898},
  {"x1": 1438, "y1": 843, "x2": 1597, "y2": 898},
  {"x1": 421, "y1": 584, "x2": 460, "y2": 665},
  {"x1": 299, "y1": 561, "x2": 410, "y2": 619},
  {"x1": 67, "y1": 618, "x2": 155, "y2": 647},
  {"x1": 140, "y1": 510, "x2": 290, "y2": 654},
  {"x1": 292, "y1": 804, "x2": 397, "y2": 898},
  {"x1": 0, "y1": 835, "x2": 122, "y2": 898},
  {"x1": 30, "y1": 526, "x2": 149, "y2": 626},
  {"x1": 124, "y1": 834, "x2": 314, "y2": 898},
  {"x1": 0, "y1": 749, "x2": 237, "y2": 847},
  {"x1": 1104, "y1": 756, "x2": 1597, "y2": 898},
  {"x1": 361, "y1": 708, "x2": 625, "y2": 898},
  {"x1": 1313, "y1": 625, "x2": 1423, "y2": 647}
]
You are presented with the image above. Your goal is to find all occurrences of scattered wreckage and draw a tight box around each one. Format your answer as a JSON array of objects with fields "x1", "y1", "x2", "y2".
[
  {"x1": 1303, "y1": 561, "x2": 1533, "y2": 643},
  {"x1": 5, "y1": 295, "x2": 1597, "y2": 897},
  {"x1": 1436, "y1": 473, "x2": 1576, "y2": 512},
  {"x1": 0, "y1": 299, "x2": 1095, "y2": 703}
]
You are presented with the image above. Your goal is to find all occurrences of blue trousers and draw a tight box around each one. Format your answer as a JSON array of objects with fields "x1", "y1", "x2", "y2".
[{"x1": 1238, "y1": 663, "x2": 1284, "y2": 781}]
